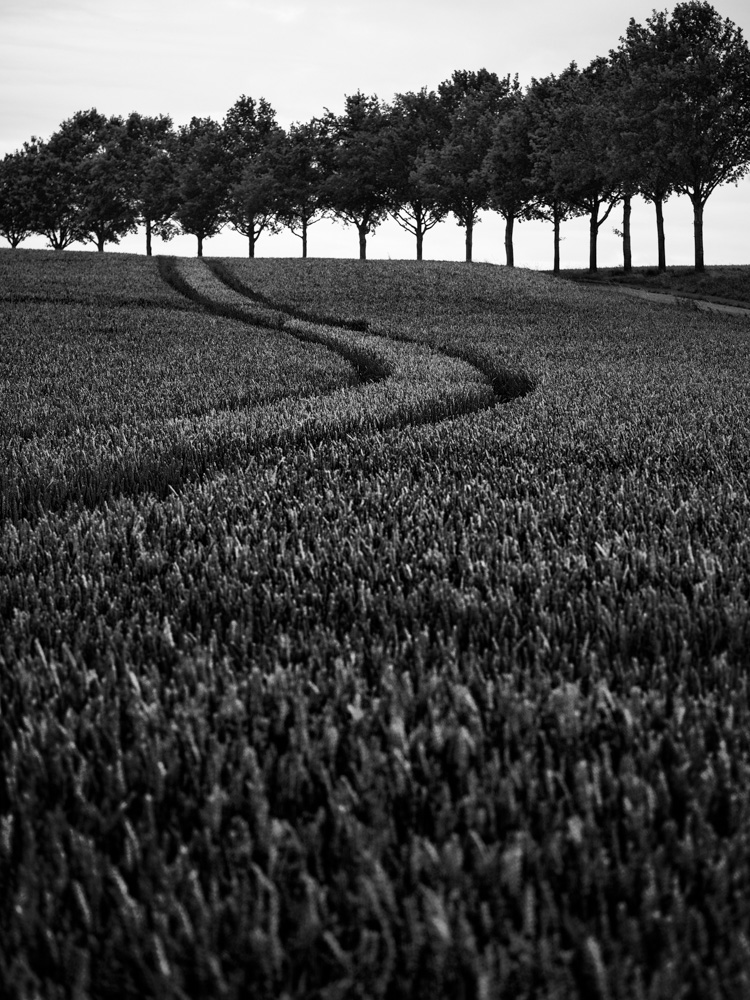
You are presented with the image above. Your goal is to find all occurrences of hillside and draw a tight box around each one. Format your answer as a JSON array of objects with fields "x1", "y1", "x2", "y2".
[{"x1": 1, "y1": 251, "x2": 750, "y2": 999}]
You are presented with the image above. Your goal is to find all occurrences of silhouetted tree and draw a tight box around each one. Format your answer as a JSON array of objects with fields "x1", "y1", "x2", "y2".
[
  {"x1": 318, "y1": 93, "x2": 392, "y2": 260},
  {"x1": 227, "y1": 154, "x2": 283, "y2": 257},
  {"x1": 223, "y1": 96, "x2": 284, "y2": 256},
  {"x1": 174, "y1": 117, "x2": 228, "y2": 257},
  {"x1": 24, "y1": 110, "x2": 118, "y2": 250},
  {"x1": 74, "y1": 114, "x2": 139, "y2": 252},
  {"x1": 272, "y1": 121, "x2": 327, "y2": 258},
  {"x1": 530, "y1": 61, "x2": 621, "y2": 272},
  {"x1": 0, "y1": 150, "x2": 35, "y2": 248},
  {"x1": 415, "y1": 70, "x2": 510, "y2": 262},
  {"x1": 605, "y1": 47, "x2": 675, "y2": 271},
  {"x1": 483, "y1": 84, "x2": 543, "y2": 266},
  {"x1": 121, "y1": 112, "x2": 179, "y2": 256},
  {"x1": 385, "y1": 89, "x2": 447, "y2": 260},
  {"x1": 614, "y1": 1, "x2": 750, "y2": 272},
  {"x1": 524, "y1": 75, "x2": 585, "y2": 273}
]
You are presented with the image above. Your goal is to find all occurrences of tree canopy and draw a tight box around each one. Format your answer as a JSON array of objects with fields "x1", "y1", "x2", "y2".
[
  {"x1": 317, "y1": 93, "x2": 393, "y2": 260},
  {"x1": 173, "y1": 117, "x2": 229, "y2": 257},
  {"x1": 614, "y1": 1, "x2": 750, "y2": 270},
  {"x1": 385, "y1": 89, "x2": 447, "y2": 261},
  {"x1": 0, "y1": 150, "x2": 35, "y2": 248},
  {"x1": 2, "y1": 2, "x2": 749, "y2": 270}
]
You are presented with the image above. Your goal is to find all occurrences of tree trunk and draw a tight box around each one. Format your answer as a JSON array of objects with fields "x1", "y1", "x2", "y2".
[
  {"x1": 249, "y1": 234, "x2": 255, "y2": 258},
  {"x1": 416, "y1": 225, "x2": 423, "y2": 262},
  {"x1": 358, "y1": 225, "x2": 367, "y2": 260},
  {"x1": 622, "y1": 195, "x2": 632, "y2": 273},
  {"x1": 504, "y1": 215, "x2": 515, "y2": 267},
  {"x1": 655, "y1": 197, "x2": 666, "y2": 272},
  {"x1": 197, "y1": 235, "x2": 203, "y2": 258},
  {"x1": 465, "y1": 220, "x2": 473, "y2": 263},
  {"x1": 302, "y1": 219, "x2": 308, "y2": 259},
  {"x1": 97, "y1": 236, "x2": 105, "y2": 252},
  {"x1": 589, "y1": 207, "x2": 598, "y2": 272},
  {"x1": 146, "y1": 218, "x2": 152, "y2": 257},
  {"x1": 553, "y1": 204, "x2": 561, "y2": 275},
  {"x1": 692, "y1": 197, "x2": 705, "y2": 273}
]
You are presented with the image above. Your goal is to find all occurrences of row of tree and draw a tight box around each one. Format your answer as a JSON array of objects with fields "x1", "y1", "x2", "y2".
[{"x1": 2, "y1": 1, "x2": 749, "y2": 272}]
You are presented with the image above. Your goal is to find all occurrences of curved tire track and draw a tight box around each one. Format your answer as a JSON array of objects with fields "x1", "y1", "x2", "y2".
[
  {"x1": 207, "y1": 259, "x2": 538, "y2": 402},
  {"x1": 165, "y1": 257, "x2": 505, "y2": 431},
  {"x1": 3, "y1": 259, "x2": 534, "y2": 525}
]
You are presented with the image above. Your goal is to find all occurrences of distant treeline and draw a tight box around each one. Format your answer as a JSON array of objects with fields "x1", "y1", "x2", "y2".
[{"x1": 2, "y1": 1, "x2": 749, "y2": 272}]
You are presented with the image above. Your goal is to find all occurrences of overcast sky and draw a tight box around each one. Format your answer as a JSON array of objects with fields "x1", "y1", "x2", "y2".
[{"x1": 2, "y1": 0, "x2": 749, "y2": 267}]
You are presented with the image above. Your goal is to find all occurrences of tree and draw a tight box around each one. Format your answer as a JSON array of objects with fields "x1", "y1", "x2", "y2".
[
  {"x1": 317, "y1": 92, "x2": 392, "y2": 260},
  {"x1": 24, "y1": 111, "x2": 113, "y2": 251},
  {"x1": 385, "y1": 89, "x2": 447, "y2": 260},
  {"x1": 174, "y1": 117, "x2": 229, "y2": 257},
  {"x1": 615, "y1": 1, "x2": 750, "y2": 272},
  {"x1": 607, "y1": 46, "x2": 676, "y2": 271},
  {"x1": 415, "y1": 70, "x2": 510, "y2": 262},
  {"x1": 75, "y1": 114, "x2": 139, "y2": 252},
  {"x1": 272, "y1": 121, "x2": 327, "y2": 258},
  {"x1": 483, "y1": 85, "x2": 543, "y2": 267},
  {"x1": 223, "y1": 95, "x2": 282, "y2": 159},
  {"x1": 227, "y1": 153, "x2": 283, "y2": 258},
  {"x1": 0, "y1": 149, "x2": 35, "y2": 248},
  {"x1": 223, "y1": 96, "x2": 284, "y2": 256},
  {"x1": 121, "y1": 112, "x2": 179, "y2": 256},
  {"x1": 21, "y1": 109, "x2": 138, "y2": 253},
  {"x1": 525, "y1": 75, "x2": 585, "y2": 274},
  {"x1": 436, "y1": 67, "x2": 508, "y2": 117},
  {"x1": 24, "y1": 136, "x2": 85, "y2": 249},
  {"x1": 530, "y1": 61, "x2": 622, "y2": 272}
]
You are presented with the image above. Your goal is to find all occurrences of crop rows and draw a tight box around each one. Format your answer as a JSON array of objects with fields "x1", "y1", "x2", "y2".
[
  {"x1": 0, "y1": 249, "x2": 191, "y2": 307},
  {"x1": 2, "y1": 253, "x2": 750, "y2": 998},
  {"x1": 0, "y1": 299, "x2": 360, "y2": 439},
  {"x1": 1, "y1": 255, "x2": 505, "y2": 524},
  {"x1": 164, "y1": 256, "x2": 501, "y2": 410}
]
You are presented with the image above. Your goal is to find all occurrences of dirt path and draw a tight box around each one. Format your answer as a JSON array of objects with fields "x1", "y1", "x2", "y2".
[{"x1": 600, "y1": 282, "x2": 750, "y2": 318}]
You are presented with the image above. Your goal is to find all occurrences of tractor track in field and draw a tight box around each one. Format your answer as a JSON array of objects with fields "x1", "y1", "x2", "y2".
[
  {"x1": 2, "y1": 260, "x2": 537, "y2": 526},
  {"x1": 160, "y1": 257, "x2": 537, "y2": 417},
  {"x1": 205, "y1": 259, "x2": 539, "y2": 402}
]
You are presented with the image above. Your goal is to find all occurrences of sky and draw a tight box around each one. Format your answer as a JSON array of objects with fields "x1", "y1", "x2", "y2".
[{"x1": 1, "y1": 0, "x2": 749, "y2": 268}]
